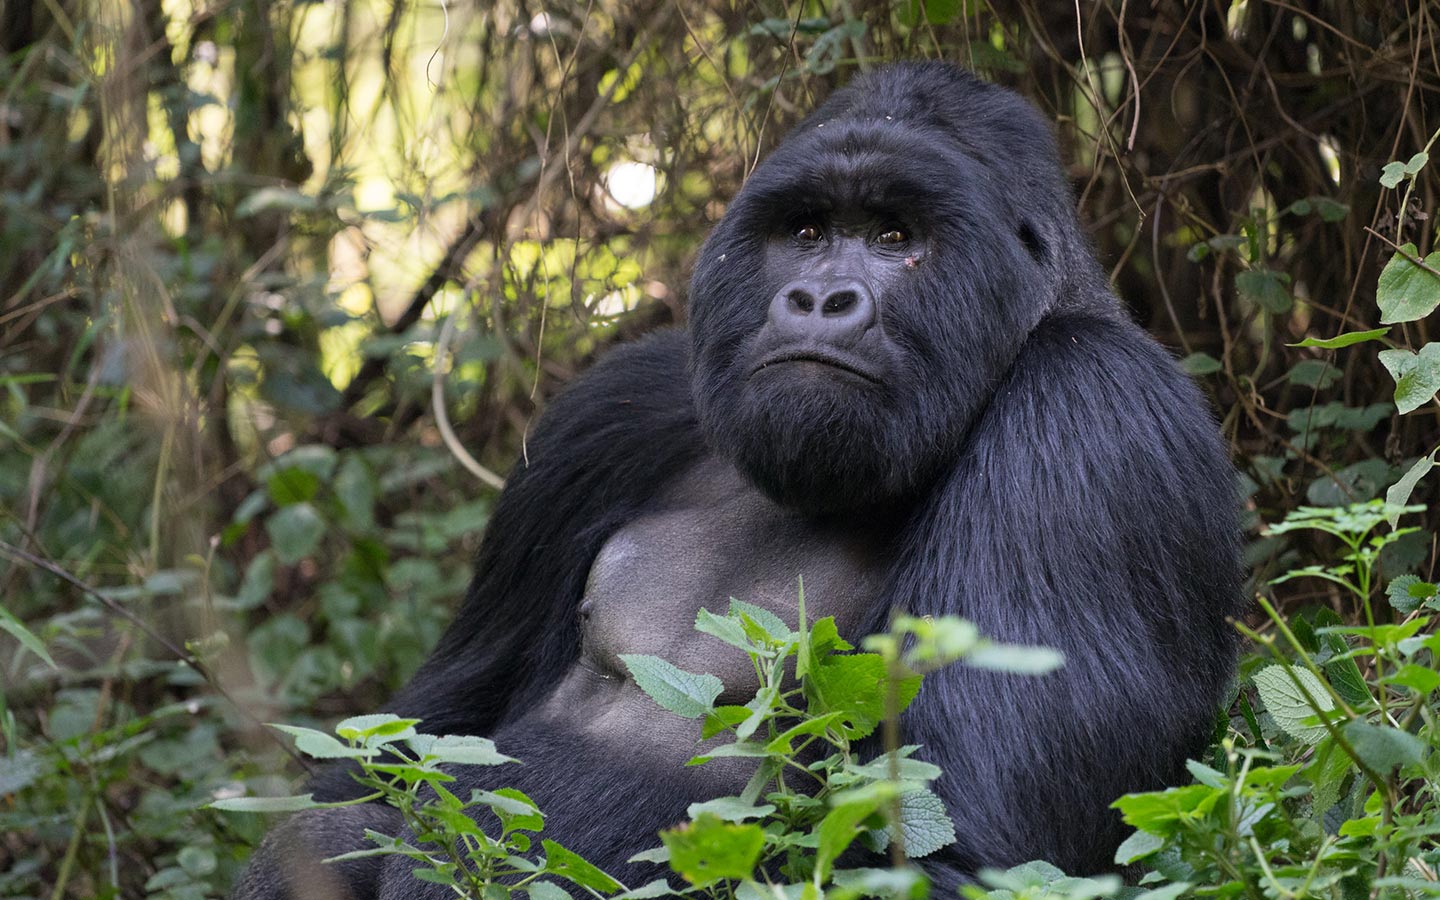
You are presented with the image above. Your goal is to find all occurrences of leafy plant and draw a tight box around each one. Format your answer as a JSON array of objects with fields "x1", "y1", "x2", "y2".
[
  {"x1": 215, "y1": 597, "x2": 1063, "y2": 899},
  {"x1": 1105, "y1": 501, "x2": 1440, "y2": 900}
]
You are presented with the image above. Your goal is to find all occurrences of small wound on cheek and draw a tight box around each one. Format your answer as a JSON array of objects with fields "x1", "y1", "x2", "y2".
[{"x1": 905, "y1": 255, "x2": 921, "y2": 268}]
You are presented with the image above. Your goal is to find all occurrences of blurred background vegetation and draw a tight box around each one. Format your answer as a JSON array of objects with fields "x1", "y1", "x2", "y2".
[{"x1": 1, "y1": 0, "x2": 1438, "y2": 896}]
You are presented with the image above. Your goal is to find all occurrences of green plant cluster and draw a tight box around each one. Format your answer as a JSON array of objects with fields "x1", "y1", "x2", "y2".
[{"x1": 211, "y1": 603, "x2": 1064, "y2": 900}]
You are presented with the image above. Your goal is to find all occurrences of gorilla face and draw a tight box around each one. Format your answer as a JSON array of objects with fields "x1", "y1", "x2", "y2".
[{"x1": 689, "y1": 63, "x2": 1082, "y2": 514}]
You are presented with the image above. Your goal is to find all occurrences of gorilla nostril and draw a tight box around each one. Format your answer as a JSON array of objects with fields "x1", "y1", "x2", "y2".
[
  {"x1": 788, "y1": 291, "x2": 815, "y2": 314},
  {"x1": 822, "y1": 291, "x2": 857, "y2": 316}
]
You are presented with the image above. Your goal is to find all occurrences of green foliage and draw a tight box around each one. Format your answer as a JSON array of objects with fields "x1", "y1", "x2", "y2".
[
  {"x1": 1100, "y1": 502, "x2": 1440, "y2": 900},
  {"x1": 211, "y1": 605, "x2": 1061, "y2": 899},
  {"x1": 4, "y1": 1, "x2": 1440, "y2": 897}
]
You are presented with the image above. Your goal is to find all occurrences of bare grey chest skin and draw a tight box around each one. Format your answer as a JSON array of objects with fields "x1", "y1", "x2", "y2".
[{"x1": 536, "y1": 456, "x2": 891, "y2": 773}]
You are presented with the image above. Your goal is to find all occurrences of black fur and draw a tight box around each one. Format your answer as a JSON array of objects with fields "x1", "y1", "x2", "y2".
[{"x1": 235, "y1": 62, "x2": 1241, "y2": 899}]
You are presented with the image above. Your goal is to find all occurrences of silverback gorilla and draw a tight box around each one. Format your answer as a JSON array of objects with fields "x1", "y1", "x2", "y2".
[{"x1": 237, "y1": 62, "x2": 1241, "y2": 899}]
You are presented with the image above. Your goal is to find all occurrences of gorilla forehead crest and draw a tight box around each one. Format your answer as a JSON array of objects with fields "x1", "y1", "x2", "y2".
[{"x1": 688, "y1": 63, "x2": 1080, "y2": 514}]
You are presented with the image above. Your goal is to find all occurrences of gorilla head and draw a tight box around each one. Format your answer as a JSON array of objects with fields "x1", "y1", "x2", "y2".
[{"x1": 689, "y1": 63, "x2": 1095, "y2": 514}]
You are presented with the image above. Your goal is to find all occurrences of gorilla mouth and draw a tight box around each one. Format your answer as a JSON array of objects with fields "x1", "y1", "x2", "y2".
[{"x1": 750, "y1": 348, "x2": 882, "y2": 384}]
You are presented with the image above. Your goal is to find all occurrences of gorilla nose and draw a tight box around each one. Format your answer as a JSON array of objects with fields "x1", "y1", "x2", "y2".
[{"x1": 769, "y1": 278, "x2": 876, "y2": 345}]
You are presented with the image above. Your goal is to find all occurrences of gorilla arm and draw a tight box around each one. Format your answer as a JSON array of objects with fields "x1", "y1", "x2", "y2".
[
  {"x1": 383, "y1": 327, "x2": 705, "y2": 739},
  {"x1": 235, "y1": 330, "x2": 703, "y2": 900},
  {"x1": 890, "y1": 309, "x2": 1241, "y2": 884}
]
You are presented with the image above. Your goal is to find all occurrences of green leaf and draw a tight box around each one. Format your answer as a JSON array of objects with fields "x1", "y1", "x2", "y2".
[
  {"x1": 1307, "y1": 738, "x2": 1353, "y2": 816},
  {"x1": 1288, "y1": 327, "x2": 1389, "y2": 349},
  {"x1": 965, "y1": 642, "x2": 1064, "y2": 674},
  {"x1": 894, "y1": 788, "x2": 957, "y2": 857},
  {"x1": 1341, "y1": 720, "x2": 1427, "y2": 773},
  {"x1": 1236, "y1": 269, "x2": 1293, "y2": 314},
  {"x1": 525, "y1": 881, "x2": 571, "y2": 900},
  {"x1": 1384, "y1": 663, "x2": 1440, "y2": 696},
  {"x1": 265, "y1": 502, "x2": 325, "y2": 565},
  {"x1": 1180, "y1": 352, "x2": 1222, "y2": 376},
  {"x1": 1405, "y1": 150, "x2": 1430, "y2": 174},
  {"x1": 542, "y1": 840, "x2": 622, "y2": 893},
  {"x1": 816, "y1": 788, "x2": 891, "y2": 882},
  {"x1": 1387, "y1": 452, "x2": 1436, "y2": 523},
  {"x1": 177, "y1": 846, "x2": 217, "y2": 876},
  {"x1": 1378, "y1": 243, "x2": 1440, "y2": 324},
  {"x1": 613, "y1": 880, "x2": 673, "y2": 900},
  {"x1": 1113, "y1": 828, "x2": 1164, "y2": 864},
  {"x1": 1386, "y1": 575, "x2": 1432, "y2": 613},
  {"x1": 1388, "y1": 343, "x2": 1440, "y2": 413},
  {"x1": 428, "y1": 735, "x2": 518, "y2": 766},
  {"x1": 1112, "y1": 784, "x2": 1222, "y2": 838},
  {"x1": 695, "y1": 608, "x2": 752, "y2": 652},
  {"x1": 660, "y1": 814, "x2": 765, "y2": 886},
  {"x1": 473, "y1": 788, "x2": 545, "y2": 832},
  {"x1": 1286, "y1": 359, "x2": 1341, "y2": 389},
  {"x1": 272, "y1": 724, "x2": 377, "y2": 759},
  {"x1": 1380, "y1": 161, "x2": 1409, "y2": 189},
  {"x1": 208, "y1": 793, "x2": 319, "y2": 813},
  {"x1": 0, "y1": 606, "x2": 56, "y2": 669},
  {"x1": 619, "y1": 654, "x2": 723, "y2": 719},
  {"x1": 686, "y1": 797, "x2": 776, "y2": 822},
  {"x1": 806, "y1": 652, "x2": 918, "y2": 739},
  {"x1": 728, "y1": 598, "x2": 791, "y2": 641},
  {"x1": 266, "y1": 467, "x2": 320, "y2": 506},
  {"x1": 1252, "y1": 666, "x2": 1335, "y2": 745},
  {"x1": 335, "y1": 714, "x2": 419, "y2": 742}
]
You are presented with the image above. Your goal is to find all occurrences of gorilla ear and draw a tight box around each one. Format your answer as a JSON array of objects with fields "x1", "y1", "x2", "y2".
[{"x1": 1016, "y1": 220, "x2": 1048, "y2": 263}]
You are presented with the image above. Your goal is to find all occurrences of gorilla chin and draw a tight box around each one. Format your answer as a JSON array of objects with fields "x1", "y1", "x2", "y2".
[{"x1": 708, "y1": 363, "x2": 930, "y2": 515}]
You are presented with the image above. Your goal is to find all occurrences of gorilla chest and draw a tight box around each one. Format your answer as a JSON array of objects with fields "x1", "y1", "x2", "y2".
[{"x1": 577, "y1": 457, "x2": 891, "y2": 699}]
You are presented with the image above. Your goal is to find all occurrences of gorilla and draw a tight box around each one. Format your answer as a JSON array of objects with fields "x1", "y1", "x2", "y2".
[{"x1": 236, "y1": 61, "x2": 1241, "y2": 899}]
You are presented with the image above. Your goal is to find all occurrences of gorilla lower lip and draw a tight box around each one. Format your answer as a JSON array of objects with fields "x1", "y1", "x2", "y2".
[{"x1": 753, "y1": 352, "x2": 880, "y2": 383}]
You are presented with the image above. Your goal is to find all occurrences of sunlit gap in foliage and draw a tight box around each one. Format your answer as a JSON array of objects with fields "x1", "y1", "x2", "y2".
[
  {"x1": 603, "y1": 160, "x2": 660, "y2": 210},
  {"x1": 1318, "y1": 135, "x2": 1342, "y2": 185}
]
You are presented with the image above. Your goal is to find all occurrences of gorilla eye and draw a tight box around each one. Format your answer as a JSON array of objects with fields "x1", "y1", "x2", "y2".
[
  {"x1": 793, "y1": 223, "x2": 823, "y2": 242},
  {"x1": 877, "y1": 228, "x2": 908, "y2": 246}
]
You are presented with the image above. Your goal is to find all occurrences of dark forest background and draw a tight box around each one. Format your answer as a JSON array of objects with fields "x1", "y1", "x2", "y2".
[{"x1": 2, "y1": 1, "x2": 1439, "y2": 897}]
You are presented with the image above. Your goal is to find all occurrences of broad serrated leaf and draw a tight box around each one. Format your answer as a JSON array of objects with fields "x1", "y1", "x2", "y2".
[
  {"x1": 728, "y1": 598, "x2": 791, "y2": 641},
  {"x1": 1342, "y1": 720, "x2": 1427, "y2": 773},
  {"x1": 1379, "y1": 243, "x2": 1440, "y2": 324},
  {"x1": 1252, "y1": 666, "x2": 1335, "y2": 744},
  {"x1": 619, "y1": 654, "x2": 722, "y2": 719},
  {"x1": 894, "y1": 789, "x2": 956, "y2": 857},
  {"x1": 1387, "y1": 575, "x2": 1427, "y2": 613}
]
